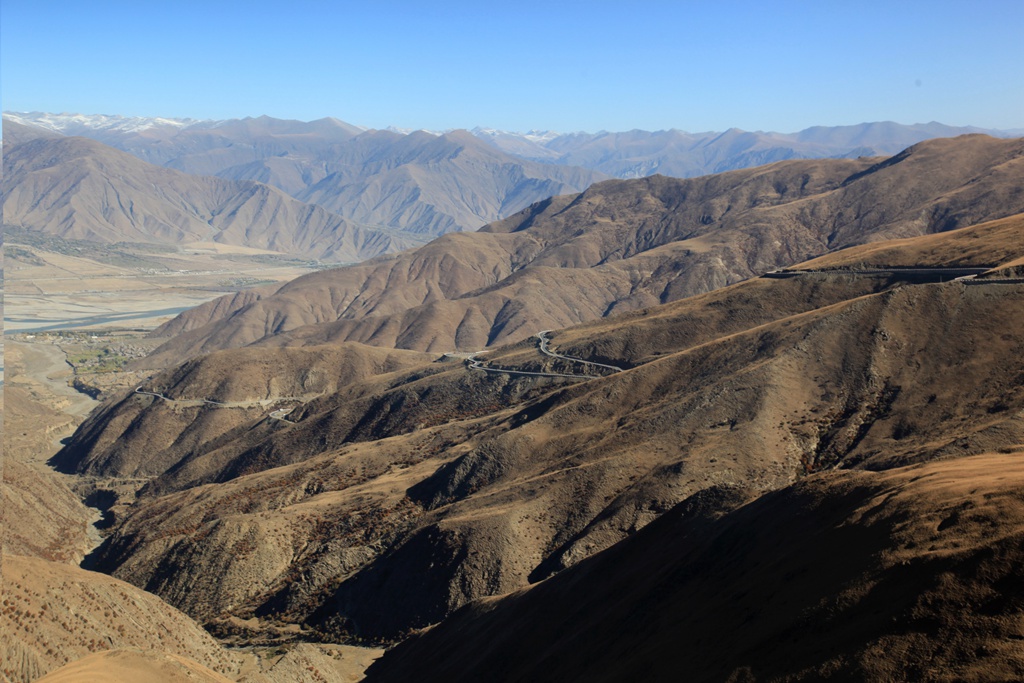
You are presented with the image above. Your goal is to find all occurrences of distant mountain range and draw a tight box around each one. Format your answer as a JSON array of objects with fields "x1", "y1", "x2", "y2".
[
  {"x1": 473, "y1": 120, "x2": 1012, "y2": 178},
  {"x1": 5, "y1": 112, "x2": 1018, "y2": 243},
  {"x1": 1, "y1": 123, "x2": 412, "y2": 261},
  {"x1": 3, "y1": 113, "x2": 607, "y2": 240},
  {"x1": 9, "y1": 113, "x2": 1013, "y2": 173}
]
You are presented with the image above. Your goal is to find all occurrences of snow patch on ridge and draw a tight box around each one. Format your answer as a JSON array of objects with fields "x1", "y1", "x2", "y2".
[
  {"x1": 3, "y1": 111, "x2": 211, "y2": 134},
  {"x1": 386, "y1": 126, "x2": 445, "y2": 136},
  {"x1": 472, "y1": 127, "x2": 562, "y2": 144}
]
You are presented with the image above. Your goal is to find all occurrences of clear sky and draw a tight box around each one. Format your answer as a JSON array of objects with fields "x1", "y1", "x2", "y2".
[{"x1": 2, "y1": 0, "x2": 1022, "y2": 133}]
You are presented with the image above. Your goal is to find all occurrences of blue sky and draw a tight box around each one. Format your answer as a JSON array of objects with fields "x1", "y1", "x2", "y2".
[{"x1": 2, "y1": 0, "x2": 1022, "y2": 133}]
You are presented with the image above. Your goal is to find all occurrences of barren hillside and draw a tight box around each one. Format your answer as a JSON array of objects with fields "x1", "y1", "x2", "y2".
[
  {"x1": 1, "y1": 134, "x2": 411, "y2": 261},
  {"x1": 0, "y1": 555, "x2": 241, "y2": 683},
  {"x1": 366, "y1": 451, "x2": 1024, "y2": 682},
  {"x1": 33, "y1": 650, "x2": 235, "y2": 683},
  {"x1": 2, "y1": 114, "x2": 606, "y2": 238},
  {"x1": 52, "y1": 216, "x2": 1024, "y2": 642},
  {"x1": 141, "y1": 135, "x2": 1024, "y2": 366}
]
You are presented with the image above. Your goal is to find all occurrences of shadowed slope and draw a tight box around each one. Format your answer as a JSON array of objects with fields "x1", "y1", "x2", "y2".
[
  {"x1": 365, "y1": 452, "x2": 1024, "y2": 682},
  {"x1": 66, "y1": 272, "x2": 1024, "y2": 637}
]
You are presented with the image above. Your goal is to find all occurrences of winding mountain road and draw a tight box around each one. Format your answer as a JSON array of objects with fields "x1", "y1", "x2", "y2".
[
  {"x1": 134, "y1": 387, "x2": 297, "y2": 422},
  {"x1": 761, "y1": 267, "x2": 1024, "y2": 286},
  {"x1": 268, "y1": 407, "x2": 296, "y2": 422},
  {"x1": 536, "y1": 331, "x2": 624, "y2": 374},
  {"x1": 762, "y1": 267, "x2": 991, "y2": 281},
  {"x1": 459, "y1": 331, "x2": 625, "y2": 381},
  {"x1": 466, "y1": 354, "x2": 599, "y2": 380}
]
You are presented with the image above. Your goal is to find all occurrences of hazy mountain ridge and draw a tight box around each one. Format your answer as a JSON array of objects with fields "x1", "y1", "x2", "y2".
[
  {"x1": 6, "y1": 112, "x2": 1011, "y2": 240},
  {"x1": 1, "y1": 111, "x2": 366, "y2": 146},
  {"x1": 474, "y1": 120, "x2": 1006, "y2": 177},
  {"x1": 292, "y1": 129, "x2": 606, "y2": 236},
  {"x1": 140, "y1": 135, "x2": 1024, "y2": 366},
  {"x1": 1, "y1": 132, "x2": 415, "y2": 261},
  {"x1": 3, "y1": 112, "x2": 607, "y2": 238}
]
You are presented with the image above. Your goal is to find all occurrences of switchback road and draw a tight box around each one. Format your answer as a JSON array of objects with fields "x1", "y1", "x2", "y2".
[
  {"x1": 536, "y1": 331, "x2": 624, "y2": 374},
  {"x1": 135, "y1": 387, "x2": 297, "y2": 422},
  {"x1": 466, "y1": 353, "x2": 599, "y2": 380},
  {"x1": 457, "y1": 331, "x2": 625, "y2": 381}
]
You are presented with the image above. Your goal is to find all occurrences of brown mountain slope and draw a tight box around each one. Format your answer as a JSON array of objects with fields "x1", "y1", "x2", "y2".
[
  {"x1": 0, "y1": 555, "x2": 240, "y2": 683},
  {"x1": 797, "y1": 210, "x2": 1024, "y2": 270},
  {"x1": 3, "y1": 450, "x2": 95, "y2": 564},
  {"x1": 51, "y1": 343, "x2": 435, "y2": 481},
  {"x1": 1, "y1": 556, "x2": 377, "y2": 683},
  {"x1": 34, "y1": 650, "x2": 235, "y2": 683},
  {"x1": 2, "y1": 341, "x2": 98, "y2": 564},
  {"x1": 33, "y1": 645, "x2": 380, "y2": 683},
  {"x1": 58, "y1": 273, "x2": 898, "y2": 488},
  {"x1": 3, "y1": 386, "x2": 96, "y2": 563},
  {"x1": 141, "y1": 135, "x2": 1024, "y2": 366},
  {"x1": 64, "y1": 233, "x2": 1024, "y2": 640},
  {"x1": 365, "y1": 451, "x2": 1024, "y2": 683},
  {"x1": 311, "y1": 279, "x2": 1024, "y2": 639},
  {"x1": 150, "y1": 282, "x2": 286, "y2": 340},
  {"x1": 545, "y1": 211, "x2": 1024, "y2": 366},
  {"x1": 294, "y1": 129, "x2": 606, "y2": 236},
  {"x1": 3, "y1": 115, "x2": 606, "y2": 237},
  {"x1": 1, "y1": 135, "x2": 412, "y2": 261}
]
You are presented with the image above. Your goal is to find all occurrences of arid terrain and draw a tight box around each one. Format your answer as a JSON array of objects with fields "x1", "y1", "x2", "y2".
[
  {"x1": 2, "y1": 278, "x2": 387, "y2": 683},
  {"x1": 3, "y1": 115, "x2": 605, "y2": 242},
  {"x1": 53, "y1": 226, "x2": 1024, "y2": 645},
  {"x1": 138, "y1": 135, "x2": 1024, "y2": 365},
  {"x1": 5, "y1": 133, "x2": 1024, "y2": 681},
  {"x1": 2, "y1": 333, "x2": 386, "y2": 683},
  {"x1": 366, "y1": 451, "x2": 1024, "y2": 682},
  {"x1": 4, "y1": 237, "x2": 318, "y2": 335}
]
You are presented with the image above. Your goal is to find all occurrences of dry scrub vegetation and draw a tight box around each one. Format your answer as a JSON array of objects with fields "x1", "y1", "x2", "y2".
[
  {"x1": 54, "y1": 214, "x2": 1024, "y2": 648},
  {"x1": 11, "y1": 136, "x2": 1024, "y2": 679}
]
